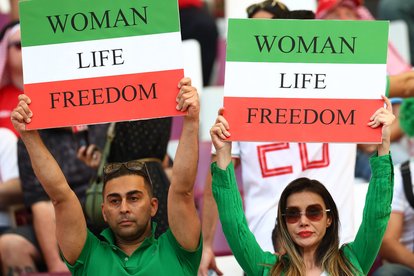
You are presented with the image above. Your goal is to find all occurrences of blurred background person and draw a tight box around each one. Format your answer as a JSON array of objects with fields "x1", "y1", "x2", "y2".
[
  {"x1": 0, "y1": 20, "x2": 21, "y2": 136},
  {"x1": 179, "y1": 0, "x2": 218, "y2": 86},
  {"x1": 378, "y1": 0, "x2": 414, "y2": 66},
  {"x1": 0, "y1": 21, "x2": 106, "y2": 275},
  {"x1": 0, "y1": 127, "x2": 22, "y2": 232}
]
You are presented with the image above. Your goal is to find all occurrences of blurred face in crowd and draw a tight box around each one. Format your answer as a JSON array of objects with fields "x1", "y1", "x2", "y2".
[
  {"x1": 285, "y1": 191, "x2": 332, "y2": 252},
  {"x1": 6, "y1": 29, "x2": 23, "y2": 89},
  {"x1": 252, "y1": 10, "x2": 274, "y2": 19},
  {"x1": 102, "y1": 175, "x2": 158, "y2": 242},
  {"x1": 324, "y1": 4, "x2": 359, "y2": 20}
]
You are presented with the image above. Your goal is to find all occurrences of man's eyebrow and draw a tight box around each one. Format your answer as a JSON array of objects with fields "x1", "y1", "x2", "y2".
[
  {"x1": 126, "y1": 190, "x2": 143, "y2": 196},
  {"x1": 106, "y1": 193, "x2": 121, "y2": 198},
  {"x1": 107, "y1": 190, "x2": 143, "y2": 198}
]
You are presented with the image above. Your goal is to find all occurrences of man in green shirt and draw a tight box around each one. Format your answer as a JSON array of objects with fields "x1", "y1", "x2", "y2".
[{"x1": 11, "y1": 77, "x2": 202, "y2": 276}]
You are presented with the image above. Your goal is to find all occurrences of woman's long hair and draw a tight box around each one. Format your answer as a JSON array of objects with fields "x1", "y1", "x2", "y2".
[{"x1": 270, "y1": 178, "x2": 356, "y2": 276}]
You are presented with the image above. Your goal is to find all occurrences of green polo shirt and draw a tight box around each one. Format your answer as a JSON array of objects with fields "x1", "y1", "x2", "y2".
[{"x1": 64, "y1": 224, "x2": 202, "y2": 275}]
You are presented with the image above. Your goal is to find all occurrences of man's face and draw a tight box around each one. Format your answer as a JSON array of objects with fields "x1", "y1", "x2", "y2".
[{"x1": 102, "y1": 175, "x2": 158, "y2": 242}]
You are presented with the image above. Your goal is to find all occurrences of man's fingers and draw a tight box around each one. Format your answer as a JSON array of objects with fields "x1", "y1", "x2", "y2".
[
  {"x1": 18, "y1": 94, "x2": 31, "y2": 104},
  {"x1": 77, "y1": 146, "x2": 87, "y2": 160},
  {"x1": 176, "y1": 85, "x2": 193, "y2": 103},
  {"x1": 15, "y1": 106, "x2": 31, "y2": 123},
  {"x1": 176, "y1": 89, "x2": 198, "y2": 111},
  {"x1": 177, "y1": 94, "x2": 193, "y2": 111},
  {"x1": 10, "y1": 112, "x2": 26, "y2": 131},
  {"x1": 86, "y1": 145, "x2": 99, "y2": 156},
  {"x1": 19, "y1": 100, "x2": 33, "y2": 118},
  {"x1": 11, "y1": 110, "x2": 24, "y2": 123},
  {"x1": 178, "y1": 77, "x2": 192, "y2": 88}
]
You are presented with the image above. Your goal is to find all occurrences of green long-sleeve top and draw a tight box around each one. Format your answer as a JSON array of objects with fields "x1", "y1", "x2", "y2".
[{"x1": 212, "y1": 154, "x2": 394, "y2": 276}]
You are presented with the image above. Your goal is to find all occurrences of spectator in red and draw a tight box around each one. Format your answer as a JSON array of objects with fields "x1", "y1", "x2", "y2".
[{"x1": 0, "y1": 21, "x2": 21, "y2": 136}]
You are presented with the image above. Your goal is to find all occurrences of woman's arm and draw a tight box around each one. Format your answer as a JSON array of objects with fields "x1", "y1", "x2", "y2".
[
  {"x1": 210, "y1": 109, "x2": 276, "y2": 275},
  {"x1": 347, "y1": 96, "x2": 395, "y2": 274}
]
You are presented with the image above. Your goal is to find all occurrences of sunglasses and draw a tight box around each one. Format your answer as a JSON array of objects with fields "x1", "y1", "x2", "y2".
[
  {"x1": 8, "y1": 41, "x2": 21, "y2": 50},
  {"x1": 103, "y1": 160, "x2": 153, "y2": 187},
  {"x1": 246, "y1": 0, "x2": 288, "y2": 18},
  {"x1": 282, "y1": 204, "x2": 330, "y2": 224}
]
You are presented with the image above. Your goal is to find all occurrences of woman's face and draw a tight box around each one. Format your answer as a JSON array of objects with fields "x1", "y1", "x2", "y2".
[{"x1": 285, "y1": 191, "x2": 332, "y2": 252}]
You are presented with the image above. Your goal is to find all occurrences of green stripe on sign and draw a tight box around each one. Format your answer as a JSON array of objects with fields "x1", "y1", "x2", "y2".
[
  {"x1": 19, "y1": 0, "x2": 180, "y2": 47},
  {"x1": 226, "y1": 19, "x2": 388, "y2": 64}
]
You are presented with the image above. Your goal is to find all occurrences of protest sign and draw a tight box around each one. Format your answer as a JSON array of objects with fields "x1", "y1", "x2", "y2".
[
  {"x1": 19, "y1": 0, "x2": 183, "y2": 129},
  {"x1": 224, "y1": 19, "x2": 388, "y2": 143}
]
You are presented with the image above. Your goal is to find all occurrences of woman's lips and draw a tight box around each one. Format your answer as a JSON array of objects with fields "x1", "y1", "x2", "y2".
[{"x1": 298, "y1": 231, "x2": 313, "y2": 238}]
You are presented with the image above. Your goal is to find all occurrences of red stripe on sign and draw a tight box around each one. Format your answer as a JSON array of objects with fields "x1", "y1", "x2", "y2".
[
  {"x1": 223, "y1": 97, "x2": 383, "y2": 143},
  {"x1": 24, "y1": 69, "x2": 184, "y2": 129}
]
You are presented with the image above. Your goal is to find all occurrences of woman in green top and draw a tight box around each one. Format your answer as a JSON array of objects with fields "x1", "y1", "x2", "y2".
[{"x1": 210, "y1": 96, "x2": 395, "y2": 276}]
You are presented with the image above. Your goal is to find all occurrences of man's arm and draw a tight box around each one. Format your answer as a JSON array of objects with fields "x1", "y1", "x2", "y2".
[
  {"x1": 0, "y1": 178, "x2": 22, "y2": 209},
  {"x1": 168, "y1": 78, "x2": 201, "y2": 250},
  {"x1": 11, "y1": 95, "x2": 87, "y2": 264},
  {"x1": 380, "y1": 212, "x2": 414, "y2": 269}
]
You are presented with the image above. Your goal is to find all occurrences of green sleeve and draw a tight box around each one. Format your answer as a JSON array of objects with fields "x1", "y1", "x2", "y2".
[
  {"x1": 211, "y1": 162, "x2": 276, "y2": 275},
  {"x1": 347, "y1": 154, "x2": 394, "y2": 274},
  {"x1": 164, "y1": 229, "x2": 203, "y2": 275},
  {"x1": 63, "y1": 230, "x2": 97, "y2": 275}
]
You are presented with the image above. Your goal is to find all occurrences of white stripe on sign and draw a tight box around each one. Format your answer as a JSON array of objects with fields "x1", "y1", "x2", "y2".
[
  {"x1": 22, "y1": 32, "x2": 183, "y2": 84},
  {"x1": 224, "y1": 62, "x2": 386, "y2": 99}
]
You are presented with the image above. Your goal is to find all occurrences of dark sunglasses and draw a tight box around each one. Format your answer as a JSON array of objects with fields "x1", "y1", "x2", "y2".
[
  {"x1": 8, "y1": 41, "x2": 21, "y2": 50},
  {"x1": 282, "y1": 204, "x2": 330, "y2": 224},
  {"x1": 103, "y1": 160, "x2": 153, "y2": 187},
  {"x1": 246, "y1": 0, "x2": 288, "y2": 18}
]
